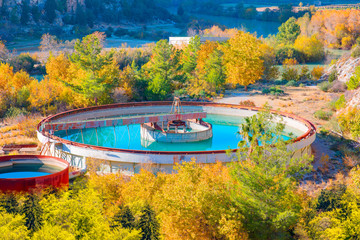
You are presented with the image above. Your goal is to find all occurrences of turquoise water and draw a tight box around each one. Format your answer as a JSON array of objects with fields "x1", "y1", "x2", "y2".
[
  {"x1": 0, "y1": 163, "x2": 61, "y2": 179},
  {"x1": 0, "y1": 172, "x2": 50, "y2": 178},
  {"x1": 56, "y1": 114, "x2": 303, "y2": 152}
]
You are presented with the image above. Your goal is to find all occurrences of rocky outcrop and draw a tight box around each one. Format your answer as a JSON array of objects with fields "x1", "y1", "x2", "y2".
[
  {"x1": 323, "y1": 55, "x2": 360, "y2": 111},
  {"x1": 325, "y1": 56, "x2": 360, "y2": 83},
  {"x1": 347, "y1": 89, "x2": 360, "y2": 109}
]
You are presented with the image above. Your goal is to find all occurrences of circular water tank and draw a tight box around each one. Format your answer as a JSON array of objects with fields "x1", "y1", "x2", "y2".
[{"x1": 0, "y1": 155, "x2": 69, "y2": 192}]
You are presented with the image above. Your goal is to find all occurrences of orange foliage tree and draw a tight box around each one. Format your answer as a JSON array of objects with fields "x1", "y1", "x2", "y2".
[{"x1": 308, "y1": 9, "x2": 360, "y2": 49}]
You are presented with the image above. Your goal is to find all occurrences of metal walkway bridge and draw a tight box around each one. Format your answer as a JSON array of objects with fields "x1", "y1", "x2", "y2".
[{"x1": 43, "y1": 111, "x2": 207, "y2": 132}]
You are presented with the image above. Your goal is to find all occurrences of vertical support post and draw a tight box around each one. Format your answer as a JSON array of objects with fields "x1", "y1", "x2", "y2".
[
  {"x1": 80, "y1": 129, "x2": 84, "y2": 143},
  {"x1": 127, "y1": 125, "x2": 131, "y2": 142},
  {"x1": 113, "y1": 125, "x2": 117, "y2": 145},
  {"x1": 95, "y1": 128, "x2": 99, "y2": 146},
  {"x1": 66, "y1": 129, "x2": 68, "y2": 137}
]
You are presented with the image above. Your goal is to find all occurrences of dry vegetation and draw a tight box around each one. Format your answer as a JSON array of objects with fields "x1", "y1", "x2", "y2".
[{"x1": 0, "y1": 114, "x2": 42, "y2": 151}]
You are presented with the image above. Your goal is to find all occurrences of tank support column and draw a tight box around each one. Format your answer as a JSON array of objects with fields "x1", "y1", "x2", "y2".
[{"x1": 113, "y1": 126, "x2": 117, "y2": 145}]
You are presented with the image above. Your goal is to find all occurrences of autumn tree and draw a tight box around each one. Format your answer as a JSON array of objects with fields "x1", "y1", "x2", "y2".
[
  {"x1": 0, "y1": 41, "x2": 10, "y2": 63},
  {"x1": 186, "y1": 41, "x2": 225, "y2": 97},
  {"x1": 39, "y1": 34, "x2": 60, "y2": 52},
  {"x1": 44, "y1": 53, "x2": 88, "y2": 108},
  {"x1": 32, "y1": 223, "x2": 75, "y2": 240},
  {"x1": 277, "y1": 17, "x2": 301, "y2": 44},
  {"x1": 0, "y1": 208, "x2": 29, "y2": 239},
  {"x1": 41, "y1": 188, "x2": 112, "y2": 239},
  {"x1": 201, "y1": 25, "x2": 238, "y2": 38},
  {"x1": 260, "y1": 43, "x2": 279, "y2": 80},
  {"x1": 307, "y1": 10, "x2": 360, "y2": 49},
  {"x1": 154, "y1": 161, "x2": 247, "y2": 239},
  {"x1": 294, "y1": 35, "x2": 325, "y2": 62},
  {"x1": 222, "y1": 31, "x2": 264, "y2": 91},
  {"x1": 0, "y1": 63, "x2": 34, "y2": 116}
]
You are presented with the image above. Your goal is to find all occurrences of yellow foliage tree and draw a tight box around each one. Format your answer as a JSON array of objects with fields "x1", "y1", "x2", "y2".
[
  {"x1": 0, "y1": 208, "x2": 30, "y2": 239},
  {"x1": 196, "y1": 41, "x2": 218, "y2": 76},
  {"x1": 201, "y1": 25, "x2": 238, "y2": 38},
  {"x1": 0, "y1": 63, "x2": 14, "y2": 93},
  {"x1": 154, "y1": 161, "x2": 247, "y2": 240},
  {"x1": 28, "y1": 77, "x2": 60, "y2": 113},
  {"x1": 45, "y1": 53, "x2": 89, "y2": 108},
  {"x1": 222, "y1": 31, "x2": 264, "y2": 90},
  {"x1": 294, "y1": 35, "x2": 324, "y2": 62}
]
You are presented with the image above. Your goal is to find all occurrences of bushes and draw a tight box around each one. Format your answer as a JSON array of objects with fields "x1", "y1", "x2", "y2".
[
  {"x1": 262, "y1": 87, "x2": 284, "y2": 96},
  {"x1": 239, "y1": 100, "x2": 256, "y2": 107},
  {"x1": 298, "y1": 66, "x2": 311, "y2": 81},
  {"x1": 275, "y1": 46, "x2": 303, "y2": 64},
  {"x1": 314, "y1": 110, "x2": 333, "y2": 120},
  {"x1": 328, "y1": 70, "x2": 337, "y2": 83},
  {"x1": 285, "y1": 80, "x2": 298, "y2": 86},
  {"x1": 9, "y1": 54, "x2": 39, "y2": 74},
  {"x1": 338, "y1": 108, "x2": 360, "y2": 138},
  {"x1": 347, "y1": 68, "x2": 360, "y2": 90},
  {"x1": 330, "y1": 81, "x2": 347, "y2": 92},
  {"x1": 311, "y1": 66, "x2": 324, "y2": 80},
  {"x1": 334, "y1": 95, "x2": 346, "y2": 110},
  {"x1": 318, "y1": 81, "x2": 332, "y2": 92},
  {"x1": 351, "y1": 45, "x2": 360, "y2": 58},
  {"x1": 281, "y1": 67, "x2": 298, "y2": 81}
]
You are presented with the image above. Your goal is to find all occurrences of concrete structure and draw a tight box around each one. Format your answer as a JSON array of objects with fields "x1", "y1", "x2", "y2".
[
  {"x1": 169, "y1": 37, "x2": 229, "y2": 47},
  {"x1": 0, "y1": 155, "x2": 69, "y2": 192},
  {"x1": 37, "y1": 102, "x2": 316, "y2": 174},
  {"x1": 140, "y1": 120, "x2": 213, "y2": 143}
]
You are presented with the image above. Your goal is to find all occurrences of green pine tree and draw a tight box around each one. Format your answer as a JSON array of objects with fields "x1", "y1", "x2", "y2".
[
  {"x1": 277, "y1": 17, "x2": 301, "y2": 44},
  {"x1": 113, "y1": 205, "x2": 135, "y2": 229},
  {"x1": 20, "y1": 0, "x2": 30, "y2": 25},
  {"x1": 22, "y1": 193, "x2": 43, "y2": 232},
  {"x1": 138, "y1": 204, "x2": 160, "y2": 240},
  {"x1": 146, "y1": 39, "x2": 176, "y2": 100},
  {"x1": 203, "y1": 48, "x2": 225, "y2": 94},
  {"x1": 182, "y1": 35, "x2": 201, "y2": 78},
  {"x1": 0, "y1": 193, "x2": 19, "y2": 214},
  {"x1": 230, "y1": 109, "x2": 313, "y2": 239},
  {"x1": 44, "y1": 0, "x2": 57, "y2": 23},
  {"x1": 64, "y1": 32, "x2": 119, "y2": 105}
]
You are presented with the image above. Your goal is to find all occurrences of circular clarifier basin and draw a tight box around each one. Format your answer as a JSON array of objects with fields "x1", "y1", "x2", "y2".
[
  {"x1": 56, "y1": 114, "x2": 300, "y2": 151},
  {"x1": 37, "y1": 102, "x2": 316, "y2": 174}
]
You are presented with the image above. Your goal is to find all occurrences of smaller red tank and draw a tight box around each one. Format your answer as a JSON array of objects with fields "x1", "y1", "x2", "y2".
[{"x1": 0, "y1": 155, "x2": 69, "y2": 192}]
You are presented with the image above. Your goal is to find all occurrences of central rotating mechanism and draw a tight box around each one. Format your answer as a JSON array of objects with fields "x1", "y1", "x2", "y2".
[{"x1": 140, "y1": 98, "x2": 213, "y2": 143}]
